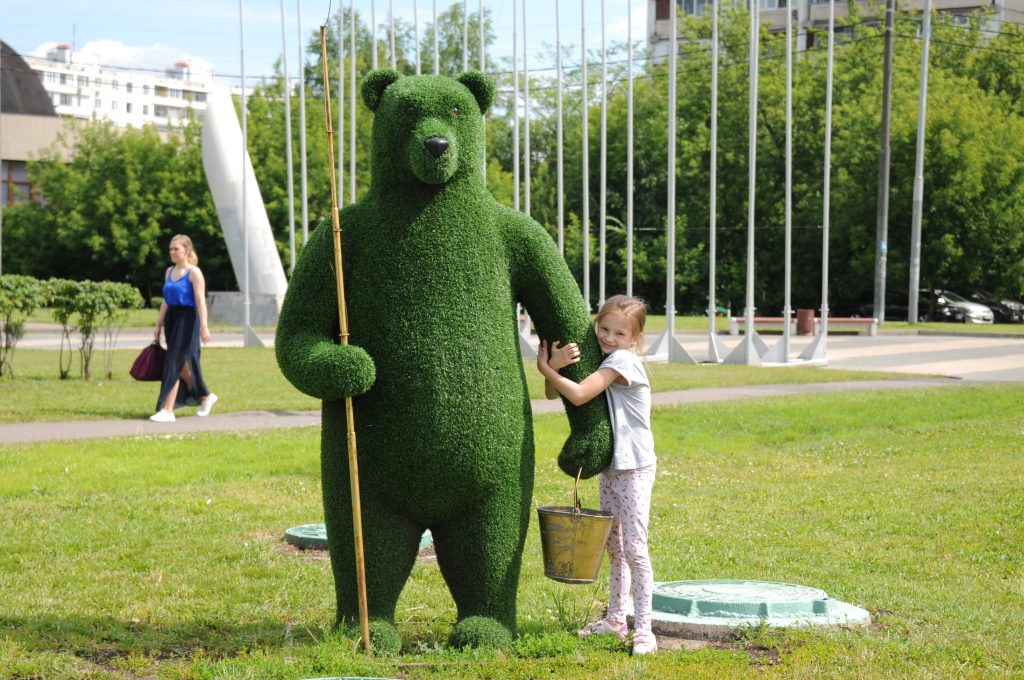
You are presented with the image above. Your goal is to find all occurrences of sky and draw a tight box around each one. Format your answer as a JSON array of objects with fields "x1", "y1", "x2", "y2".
[{"x1": 4, "y1": 0, "x2": 649, "y2": 88}]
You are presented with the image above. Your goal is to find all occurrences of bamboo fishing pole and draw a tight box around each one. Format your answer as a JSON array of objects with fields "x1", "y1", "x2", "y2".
[{"x1": 319, "y1": 23, "x2": 371, "y2": 655}]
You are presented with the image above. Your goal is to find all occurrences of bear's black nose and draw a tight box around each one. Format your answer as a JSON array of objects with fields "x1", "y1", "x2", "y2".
[{"x1": 424, "y1": 136, "x2": 449, "y2": 158}]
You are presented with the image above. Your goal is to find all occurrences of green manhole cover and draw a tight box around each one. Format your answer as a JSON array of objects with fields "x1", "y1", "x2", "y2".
[
  {"x1": 628, "y1": 579, "x2": 870, "y2": 638},
  {"x1": 284, "y1": 524, "x2": 434, "y2": 552},
  {"x1": 284, "y1": 523, "x2": 328, "y2": 549}
]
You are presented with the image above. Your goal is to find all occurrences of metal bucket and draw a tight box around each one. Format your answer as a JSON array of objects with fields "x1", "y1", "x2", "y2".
[{"x1": 537, "y1": 468, "x2": 614, "y2": 584}]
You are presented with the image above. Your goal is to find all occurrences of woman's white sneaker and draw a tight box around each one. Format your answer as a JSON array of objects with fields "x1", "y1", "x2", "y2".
[
  {"x1": 149, "y1": 410, "x2": 175, "y2": 423},
  {"x1": 197, "y1": 393, "x2": 218, "y2": 417}
]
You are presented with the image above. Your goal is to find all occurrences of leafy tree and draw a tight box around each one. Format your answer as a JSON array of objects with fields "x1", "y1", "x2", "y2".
[
  {"x1": 0, "y1": 274, "x2": 50, "y2": 378},
  {"x1": 3, "y1": 121, "x2": 225, "y2": 300}
]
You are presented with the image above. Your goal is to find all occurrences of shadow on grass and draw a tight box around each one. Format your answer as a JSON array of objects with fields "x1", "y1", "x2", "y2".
[{"x1": 0, "y1": 614, "x2": 332, "y2": 663}]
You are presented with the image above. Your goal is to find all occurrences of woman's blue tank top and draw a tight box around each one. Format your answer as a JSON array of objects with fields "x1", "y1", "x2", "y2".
[{"x1": 163, "y1": 268, "x2": 196, "y2": 307}]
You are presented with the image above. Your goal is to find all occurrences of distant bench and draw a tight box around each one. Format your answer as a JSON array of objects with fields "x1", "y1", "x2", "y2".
[
  {"x1": 728, "y1": 316, "x2": 796, "y2": 336},
  {"x1": 729, "y1": 316, "x2": 878, "y2": 337}
]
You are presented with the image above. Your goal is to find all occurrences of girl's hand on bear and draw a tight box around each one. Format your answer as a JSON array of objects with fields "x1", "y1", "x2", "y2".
[{"x1": 547, "y1": 341, "x2": 580, "y2": 371}]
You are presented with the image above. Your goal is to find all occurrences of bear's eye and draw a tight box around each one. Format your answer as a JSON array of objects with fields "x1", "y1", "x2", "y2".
[
  {"x1": 404, "y1": 105, "x2": 416, "y2": 116},
  {"x1": 452, "y1": 106, "x2": 460, "y2": 117}
]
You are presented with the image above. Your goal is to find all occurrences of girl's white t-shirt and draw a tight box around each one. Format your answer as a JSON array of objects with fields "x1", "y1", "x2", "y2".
[{"x1": 600, "y1": 349, "x2": 656, "y2": 471}]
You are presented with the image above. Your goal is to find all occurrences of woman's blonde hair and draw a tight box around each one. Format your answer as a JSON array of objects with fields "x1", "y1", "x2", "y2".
[
  {"x1": 594, "y1": 294, "x2": 648, "y2": 353},
  {"x1": 171, "y1": 234, "x2": 199, "y2": 266}
]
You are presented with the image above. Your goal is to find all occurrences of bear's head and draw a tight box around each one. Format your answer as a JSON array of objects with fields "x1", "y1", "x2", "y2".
[{"x1": 361, "y1": 70, "x2": 495, "y2": 187}]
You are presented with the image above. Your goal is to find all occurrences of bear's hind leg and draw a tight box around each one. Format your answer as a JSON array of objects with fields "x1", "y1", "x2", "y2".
[
  {"x1": 432, "y1": 490, "x2": 530, "y2": 649},
  {"x1": 327, "y1": 491, "x2": 422, "y2": 654}
]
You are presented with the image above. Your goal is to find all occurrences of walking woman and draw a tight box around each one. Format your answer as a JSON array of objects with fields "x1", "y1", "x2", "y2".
[{"x1": 150, "y1": 234, "x2": 218, "y2": 422}]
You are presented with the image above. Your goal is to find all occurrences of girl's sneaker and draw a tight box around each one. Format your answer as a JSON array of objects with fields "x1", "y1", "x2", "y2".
[
  {"x1": 578, "y1": 619, "x2": 628, "y2": 639},
  {"x1": 149, "y1": 410, "x2": 175, "y2": 423},
  {"x1": 631, "y1": 628, "x2": 658, "y2": 655},
  {"x1": 197, "y1": 393, "x2": 218, "y2": 417}
]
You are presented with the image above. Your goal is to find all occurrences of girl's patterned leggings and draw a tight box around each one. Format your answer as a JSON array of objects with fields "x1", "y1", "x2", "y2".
[{"x1": 600, "y1": 464, "x2": 656, "y2": 631}]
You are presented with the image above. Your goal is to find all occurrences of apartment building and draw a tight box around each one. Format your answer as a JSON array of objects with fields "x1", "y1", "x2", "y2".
[{"x1": 22, "y1": 44, "x2": 212, "y2": 130}]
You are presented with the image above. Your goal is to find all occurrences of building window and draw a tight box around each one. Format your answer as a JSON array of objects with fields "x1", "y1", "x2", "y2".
[
  {"x1": 126, "y1": 82, "x2": 133, "y2": 94},
  {"x1": 45, "y1": 71, "x2": 58, "y2": 83},
  {"x1": 193, "y1": 92, "x2": 207, "y2": 103},
  {"x1": 59, "y1": 93, "x2": 73, "y2": 106},
  {"x1": 78, "y1": 75, "x2": 89, "y2": 87},
  {"x1": 154, "y1": 105, "x2": 168, "y2": 117},
  {"x1": 95, "y1": 99, "x2": 102, "y2": 109},
  {"x1": 2, "y1": 160, "x2": 35, "y2": 207},
  {"x1": 126, "y1": 102, "x2": 133, "y2": 113},
  {"x1": 112, "y1": 100, "x2": 118, "y2": 110},
  {"x1": 144, "y1": 85, "x2": 150, "y2": 96},
  {"x1": 112, "y1": 79, "x2": 119, "y2": 91},
  {"x1": 169, "y1": 88, "x2": 183, "y2": 99},
  {"x1": 143, "y1": 104, "x2": 149, "y2": 115},
  {"x1": 59, "y1": 73, "x2": 69, "y2": 85}
]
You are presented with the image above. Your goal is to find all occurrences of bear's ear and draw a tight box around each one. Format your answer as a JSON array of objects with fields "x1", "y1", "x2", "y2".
[
  {"x1": 457, "y1": 71, "x2": 495, "y2": 116},
  {"x1": 361, "y1": 69, "x2": 402, "y2": 112}
]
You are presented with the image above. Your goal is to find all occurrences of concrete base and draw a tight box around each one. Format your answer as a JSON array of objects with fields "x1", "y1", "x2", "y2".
[{"x1": 207, "y1": 291, "x2": 283, "y2": 326}]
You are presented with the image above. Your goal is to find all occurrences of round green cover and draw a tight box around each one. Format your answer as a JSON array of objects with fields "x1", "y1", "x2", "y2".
[{"x1": 629, "y1": 579, "x2": 870, "y2": 634}]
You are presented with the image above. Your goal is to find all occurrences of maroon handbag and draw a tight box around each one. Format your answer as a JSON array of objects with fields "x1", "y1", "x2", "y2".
[{"x1": 130, "y1": 341, "x2": 166, "y2": 381}]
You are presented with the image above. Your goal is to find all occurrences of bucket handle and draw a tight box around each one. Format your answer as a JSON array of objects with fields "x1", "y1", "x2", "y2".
[{"x1": 573, "y1": 467, "x2": 583, "y2": 515}]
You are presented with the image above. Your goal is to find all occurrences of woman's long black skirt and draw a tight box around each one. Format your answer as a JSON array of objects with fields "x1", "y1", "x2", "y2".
[{"x1": 156, "y1": 305, "x2": 210, "y2": 411}]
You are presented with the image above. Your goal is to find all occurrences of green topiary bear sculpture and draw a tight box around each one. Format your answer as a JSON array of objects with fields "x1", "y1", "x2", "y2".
[{"x1": 275, "y1": 69, "x2": 613, "y2": 652}]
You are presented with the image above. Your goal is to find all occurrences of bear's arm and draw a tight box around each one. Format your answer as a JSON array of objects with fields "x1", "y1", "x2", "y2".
[
  {"x1": 506, "y1": 214, "x2": 614, "y2": 479},
  {"x1": 274, "y1": 223, "x2": 376, "y2": 401}
]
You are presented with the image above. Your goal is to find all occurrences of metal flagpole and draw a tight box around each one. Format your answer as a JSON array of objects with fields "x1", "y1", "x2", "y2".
[
  {"x1": 338, "y1": 10, "x2": 345, "y2": 207},
  {"x1": 240, "y1": 0, "x2": 255, "y2": 347},
  {"x1": 647, "y1": 0, "x2": 694, "y2": 363},
  {"x1": 556, "y1": 0, "x2": 564, "y2": 256},
  {"x1": 800, "y1": 0, "x2": 836, "y2": 362},
  {"x1": 706, "y1": 0, "x2": 727, "y2": 362},
  {"x1": 350, "y1": 0, "x2": 357, "y2": 203},
  {"x1": 281, "y1": 0, "x2": 296, "y2": 273},
  {"x1": 513, "y1": 0, "x2": 520, "y2": 211},
  {"x1": 414, "y1": 0, "x2": 421, "y2": 75},
  {"x1": 320, "y1": 25, "x2": 371, "y2": 653},
  {"x1": 480, "y1": 0, "x2": 486, "y2": 175},
  {"x1": 462, "y1": 0, "x2": 469, "y2": 72},
  {"x1": 581, "y1": 0, "x2": 590, "y2": 310},
  {"x1": 762, "y1": 4, "x2": 795, "y2": 364},
  {"x1": 626, "y1": 0, "x2": 633, "y2": 297},
  {"x1": 371, "y1": 0, "x2": 378, "y2": 69},
  {"x1": 725, "y1": 0, "x2": 767, "y2": 365},
  {"x1": 598, "y1": 0, "x2": 607, "y2": 307},
  {"x1": 908, "y1": 0, "x2": 932, "y2": 324},
  {"x1": 298, "y1": 0, "x2": 309, "y2": 245},
  {"x1": 519, "y1": 0, "x2": 536, "y2": 356},
  {"x1": 389, "y1": 0, "x2": 396, "y2": 69},
  {"x1": 874, "y1": 0, "x2": 895, "y2": 324},
  {"x1": 524, "y1": 0, "x2": 531, "y2": 216}
]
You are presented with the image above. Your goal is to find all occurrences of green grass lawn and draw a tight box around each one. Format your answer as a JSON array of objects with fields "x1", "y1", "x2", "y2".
[
  {"x1": 1, "y1": 349, "x2": 912, "y2": 424},
  {"x1": 2, "y1": 384, "x2": 1022, "y2": 678}
]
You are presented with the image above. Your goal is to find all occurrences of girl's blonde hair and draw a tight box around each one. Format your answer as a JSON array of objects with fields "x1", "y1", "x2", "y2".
[
  {"x1": 171, "y1": 234, "x2": 199, "y2": 266},
  {"x1": 595, "y1": 294, "x2": 648, "y2": 353}
]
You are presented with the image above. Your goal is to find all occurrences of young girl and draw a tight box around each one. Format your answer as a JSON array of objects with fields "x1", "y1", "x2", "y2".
[{"x1": 536, "y1": 294, "x2": 657, "y2": 656}]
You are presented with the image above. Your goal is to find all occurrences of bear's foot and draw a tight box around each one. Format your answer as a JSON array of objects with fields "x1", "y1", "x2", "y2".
[
  {"x1": 341, "y1": 617, "x2": 402, "y2": 655},
  {"x1": 448, "y1": 616, "x2": 513, "y2": 650}
]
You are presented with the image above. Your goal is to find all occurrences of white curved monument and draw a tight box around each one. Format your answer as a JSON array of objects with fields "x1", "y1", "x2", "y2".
[{"x1": 201, "y1": 86, "x2": 288, "y2": 327}]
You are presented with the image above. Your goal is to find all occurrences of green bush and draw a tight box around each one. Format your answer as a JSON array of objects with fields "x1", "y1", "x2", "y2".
[
  {"x1": 0, "y1": 275, "x2": 51, "y2": 378},
  {"x1": 48, "y1": 278, "x2": 144, "y2": 380}
]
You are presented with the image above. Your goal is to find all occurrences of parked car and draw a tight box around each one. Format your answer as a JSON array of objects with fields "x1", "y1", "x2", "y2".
[
  {"x1": 930, "y1": 290, "x2": 993, "y2": 324},
  {"x1": 852, "y1": 291, "x2": 962, "y2": 322},
  {"x1": 970, "y1": 291, "x2": 1023, "y2": 324}
]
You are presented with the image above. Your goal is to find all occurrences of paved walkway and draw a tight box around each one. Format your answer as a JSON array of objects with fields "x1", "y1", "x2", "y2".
[
  {"x1": 4, "y1": 326, "x2": 1020, "y2": 445},
  {"x1": 0, "y1": 377, "x2": 976, "y2": 445}
]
